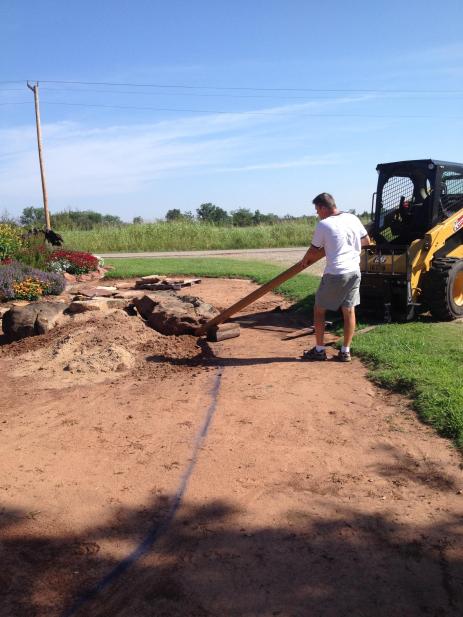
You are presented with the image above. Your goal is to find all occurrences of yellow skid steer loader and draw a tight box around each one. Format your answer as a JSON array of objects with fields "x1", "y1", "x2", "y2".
[{"x1": 360, "y1": 159, "x2": 463, "y2": 321}]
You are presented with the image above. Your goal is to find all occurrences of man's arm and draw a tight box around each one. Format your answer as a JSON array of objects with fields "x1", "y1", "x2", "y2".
[
  {"x1": 361, "y1": 234, "x2": 371, "y2": 247},
  {"x1": 301, "y1": 244, "x2": 325, "y2": 268}
]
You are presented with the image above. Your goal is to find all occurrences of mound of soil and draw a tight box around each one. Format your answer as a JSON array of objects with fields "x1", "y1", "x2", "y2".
[{"x1": 5, "y1": 310, "x2": 205, "y2": 388}]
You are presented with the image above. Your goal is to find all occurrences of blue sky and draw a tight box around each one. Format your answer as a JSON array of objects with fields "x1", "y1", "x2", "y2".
[{"x1": 1, "y1": 0, "x2": 462, "y2": 221}]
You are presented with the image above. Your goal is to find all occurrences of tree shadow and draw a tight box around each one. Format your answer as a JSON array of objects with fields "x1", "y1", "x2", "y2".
[
  {"x1": 374, "y1": 443, "x2": 458, "y2": 492},
  {"x1": 287, "y1": 292, "x2": 316, "y2": 314},
  {"x1": 147, "y1": 354, "x2": 303, "y2": 367},
  {"x1": 231, "y1": 307, "x2": 308, "y2": 333},
  {"x1": 2, "y1": 493, "x2": 463, "y2": 617}
]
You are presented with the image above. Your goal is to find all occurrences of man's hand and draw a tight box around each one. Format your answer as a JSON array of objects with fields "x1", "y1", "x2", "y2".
[
  {"x1": 301, "y1": 244, "x2": 325, "y2": 268},
  {"x1": 361, "y1": 234, "x2": 371, "y2": 247}
]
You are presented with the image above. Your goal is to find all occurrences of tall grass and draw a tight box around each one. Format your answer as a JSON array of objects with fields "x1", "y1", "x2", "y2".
[{"x1": 59, "y1": 221, "x2": 315, "y2": 253}]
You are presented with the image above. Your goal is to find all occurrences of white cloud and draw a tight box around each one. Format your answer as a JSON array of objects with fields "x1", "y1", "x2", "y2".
[
  {"x1": 0, "y1": 95, "x2": 370, "y2": 211},
  {"x1": 217, "y1": 154, "x2": 339, "y2": 172}
]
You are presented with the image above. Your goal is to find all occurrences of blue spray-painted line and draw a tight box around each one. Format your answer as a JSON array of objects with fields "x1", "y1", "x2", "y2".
[{"x1": 62, "y1": 367, "x2": 224, "y2": 617}]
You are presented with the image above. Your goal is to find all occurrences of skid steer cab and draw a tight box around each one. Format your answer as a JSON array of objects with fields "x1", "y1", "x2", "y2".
[{"x1": 360, "y1": 159, "x2": 463, "y2": 321}]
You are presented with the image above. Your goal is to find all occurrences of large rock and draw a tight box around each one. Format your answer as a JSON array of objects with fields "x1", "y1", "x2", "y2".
[
  {"x1": 67, "y1": 298, "x2": 129, "y2": 313},
  {"x1": 73, "y1": 285, "x2": 118, "y2": 298},
  {"x1": 132, "y1": 294, "x2": 159, "y2": 319},
  {"x1": 2, "y1": 301, "x2": 69, "y2": 341},
  {"x1": 133, "y1": 293, "x2": 219, "y2": 335}
]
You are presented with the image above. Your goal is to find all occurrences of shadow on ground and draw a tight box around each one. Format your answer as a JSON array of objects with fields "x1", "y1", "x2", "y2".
[{"x1": 2, "y1": 493, "x2": 463, "y2": 617}]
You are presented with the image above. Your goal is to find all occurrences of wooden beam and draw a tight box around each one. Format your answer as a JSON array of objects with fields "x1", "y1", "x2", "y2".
[{"x1": 196, "y1": 261, "x2": 307, "y2": 336}]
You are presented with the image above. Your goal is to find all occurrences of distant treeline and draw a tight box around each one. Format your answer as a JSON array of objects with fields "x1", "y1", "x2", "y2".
[{"x1": 2, "y1": 204, "x2": 370, "y2": 231}]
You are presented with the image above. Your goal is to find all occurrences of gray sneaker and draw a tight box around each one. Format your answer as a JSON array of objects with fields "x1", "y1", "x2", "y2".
[
  {"x1": 336, "y1": 350, "x2": 351, "y2": 362},
  {"x1": 301, "y1": 346, "x2": 327, "y2": 361}
]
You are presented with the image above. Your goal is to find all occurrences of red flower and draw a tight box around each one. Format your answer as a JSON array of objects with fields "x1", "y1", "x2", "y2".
[{"x1": 48, "y1": 250, "x2": 99, "y2": 274}]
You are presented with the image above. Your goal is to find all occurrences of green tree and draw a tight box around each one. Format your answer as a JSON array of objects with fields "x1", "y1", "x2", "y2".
[
  {"x1": 196, "y1": 203, "x2": 230, "y2": 225},
  {"x1": 133, "y1": 216, "x2": 144, "y2": 224},
  {"x1": 20, "y1": 207, "x2": 45, "y2": 227},
  {"x1": 252, "y1": 209, "x2": 280, "y2": 225},
  {"x1": 51, "y1": 210, "x2": 123, "y2": 230},
  {"x1": 359, "y1": 210, "x2": 371, "y2": 223},
  {"x1": 231, "y1": 208, "x2": 254, "y2": 227},
  {"x1": 101, "y1": 214, "x2": 123, "y2": 226},
  {"x1": 0, "y1": 209, "x2": 18, "y2": 226},
  {"x1": 166, "y1": 208, "x2": 183, "y2": 222},
  {"x1": 259, "y1": 212, "x2": 280, "y2": 225}
]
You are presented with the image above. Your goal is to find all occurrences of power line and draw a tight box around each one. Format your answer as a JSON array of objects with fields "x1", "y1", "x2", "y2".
[
  {"x1": 24, "y1": 86, "x2": 364, "y2": 101},
  {"x1": 27, "y1": 100, "x2": 463, "y2": 118},
  {"x1": 0, "y1": 85, "x2": 366, "y2": 101},
  {"x1": 27, "y1": 79, "x2": 463, "y2": 94},
  {"x1": 1, "y1": 95, "x2": 461, "y2": 119},
  {"x1": 2, "y1": 85, "x2": 462, "y2": 101},
  {"x1": 0, "y1": 99, "x2": 460, "y2": 118},
  {"x1": 0, "y1": 101, "x2": 32, "y2": 105}
]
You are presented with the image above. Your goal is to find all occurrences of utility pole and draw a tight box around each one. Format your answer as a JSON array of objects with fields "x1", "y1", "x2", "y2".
[{"x1": 27, "y1": 81, "x2": 51, "y2": 230}]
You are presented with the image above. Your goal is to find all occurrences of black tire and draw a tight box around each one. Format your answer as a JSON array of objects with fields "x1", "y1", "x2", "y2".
[{"x1": 422, "y1": 258, "x2": 463, "y2": 321}]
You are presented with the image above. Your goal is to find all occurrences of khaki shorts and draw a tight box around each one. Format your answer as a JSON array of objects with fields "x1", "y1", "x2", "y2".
[{"x1": 315, "y1": 272, "x2": 361, "y2": 311}]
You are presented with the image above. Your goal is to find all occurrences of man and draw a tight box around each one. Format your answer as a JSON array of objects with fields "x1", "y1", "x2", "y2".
[{"x1": 300, "y1": 193, "x2": 370, "y2": 362}]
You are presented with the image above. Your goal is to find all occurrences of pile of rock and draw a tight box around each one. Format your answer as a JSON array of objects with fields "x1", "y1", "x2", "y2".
[
  {"x1": 135, "y1": 275, "x2": 202, "y2": 291},
  {"x1": 62, "y1": 266, "x2": 108, "y2": 284},
  {"x1": 1, "y1": 277, "x2": 218, "y2": 341}
]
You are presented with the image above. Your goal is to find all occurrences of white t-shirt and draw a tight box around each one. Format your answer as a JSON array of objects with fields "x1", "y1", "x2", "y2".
[{"x1": 311, "y1": 212, "x2": 368, "y2": 275}]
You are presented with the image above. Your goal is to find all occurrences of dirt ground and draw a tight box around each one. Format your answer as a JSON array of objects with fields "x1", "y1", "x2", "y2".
[{"x1": 1, "y1": 278, "x2": 463, "y2": 617}]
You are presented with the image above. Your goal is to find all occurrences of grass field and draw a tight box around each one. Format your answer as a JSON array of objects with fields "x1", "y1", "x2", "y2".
[
  {"x1": 60, "y1": 221, "x2": 315, "y2": 253},
  {"x1": 106, "y1": 257, "x2": 463, "y2": 450}
]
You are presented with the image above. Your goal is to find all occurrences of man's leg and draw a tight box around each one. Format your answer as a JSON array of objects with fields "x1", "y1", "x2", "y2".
[
  {"x1": 301, "y1": 303, "x2": 327, "y2": 360},
  {"x1": 341, "y1": 306, "x2": 356, "y2": 348},
  {"x1": 314, "y1": 304, "x2": 326, "y2": 347}
]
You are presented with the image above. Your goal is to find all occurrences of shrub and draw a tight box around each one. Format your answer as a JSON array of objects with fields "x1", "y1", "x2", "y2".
[
  {"x1": 0, "y1": 261, "x2": 66, "y2": 301},
  {"x1": 15, "y1": 231, "x2": 52, "y2": 270},
  {"x1": 36, "y1": 269, "x2": 67, "y2": 295},
  {"x1": 0, "y1": 224, "x2": 23, "y2": 261},
  {"x1": 47, "y1": 249, "x2": 99, "y2": 275}
]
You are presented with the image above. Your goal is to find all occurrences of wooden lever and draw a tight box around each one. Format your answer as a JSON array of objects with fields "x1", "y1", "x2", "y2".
[{"x1": 196, "y1": 261, "x2": 307, "y2": 336}]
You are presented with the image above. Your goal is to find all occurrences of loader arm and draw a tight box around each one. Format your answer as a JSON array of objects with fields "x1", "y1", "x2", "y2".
[{"x1": 409, "y1": 208, "x2": 463, "y2": 301}]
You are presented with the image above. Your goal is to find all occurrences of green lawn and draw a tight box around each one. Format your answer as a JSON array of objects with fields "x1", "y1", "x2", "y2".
[
  {"x1": 105, "y1": 257, "x2": 320, "y2": 311},
  {"x1": 106, "y1": 257, "x2": 463, "y2": 449},
  {"x1": 353, "y1": 322, "x2": 463, "y2": 448}
]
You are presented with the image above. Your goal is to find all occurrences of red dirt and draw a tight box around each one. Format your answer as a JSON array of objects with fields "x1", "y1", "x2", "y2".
[{"x1": 1, "y1": 278, "x2": 462, "y2": 617}]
